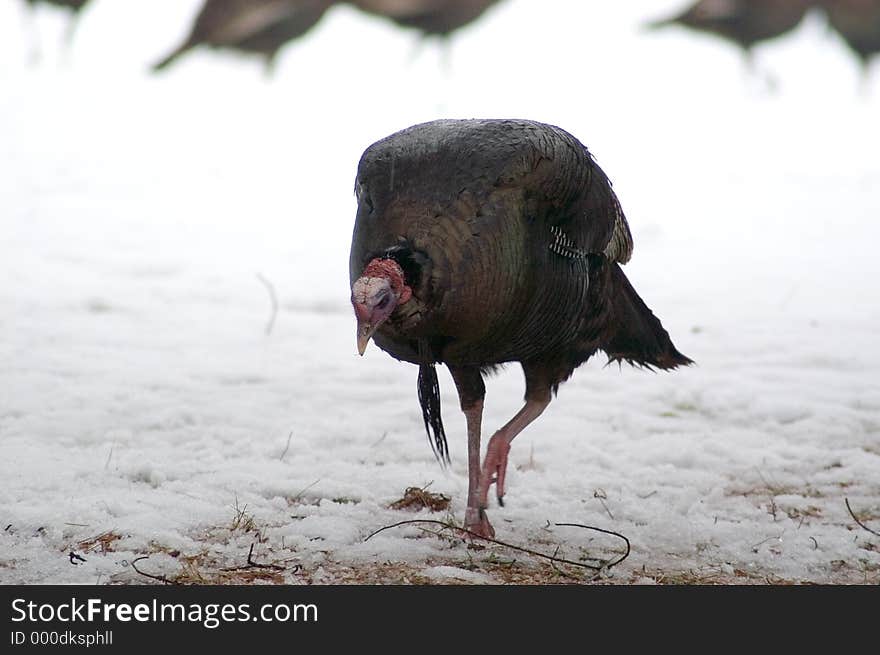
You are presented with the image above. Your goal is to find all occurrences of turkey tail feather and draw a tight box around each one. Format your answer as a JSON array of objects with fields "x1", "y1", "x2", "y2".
[
  {"x1": 417, "y1": 363, "x2": 450, "y2": 466},
  {"x1": 603, "y1": 263, "x2": 693, "y2": 370}
]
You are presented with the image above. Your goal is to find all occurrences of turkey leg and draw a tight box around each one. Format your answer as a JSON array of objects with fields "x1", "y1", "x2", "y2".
[
  {"x1": 477, "y1": 396, "x2": 549, "y2": 510},
  {"x1": 448, "y1": 366, "x2": 493, "y2": 538},
  {"x1": 478, "y1": 363, "x2": 553, "y2": 511}
]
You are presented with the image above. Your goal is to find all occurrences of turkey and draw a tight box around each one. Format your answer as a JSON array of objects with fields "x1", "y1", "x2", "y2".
[
  {"x1": 349, "y1": 119, "x2": 692, "y2": 538},
  {"x1": 152, "y1": 0, "x2": 332, "y2": 73},
  {"x1": 817, "y1": 0, "x2": 880, "y2": 75},
  {"x1": 349, "y1": 0, "x2": 504, "y2": 38},
  {"x1": 23, "y1": 0, "x2": 92, "y2": 50},
  {"x1": 646, "y1": 0, "x2": 812, "y2": 63},
  {"x1": 24, "y1": 0, "x2": 90, "y2": 13}
]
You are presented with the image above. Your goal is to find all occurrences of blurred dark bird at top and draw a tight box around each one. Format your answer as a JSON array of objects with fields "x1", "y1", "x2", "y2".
[
  {"x1": 816, "y1": 0, "x2": 880, "y2": 74},
  {"x1": 152, "y1": 0, "x2": 333, "y2": 73},
  {"x1": 25, "y1": 0, "x2": 90, "y2": 10},
  {"x1": 646, "y1": 0, "x2": 813, "y2": 64},
  {"x1": 349, "y1": 0, "x2": 503, "y2": 38},
  {"x1": 152, "y1": 0, "x2": 505, "y2": 73},
  {"x1": 23, "y1": 0, "x2": 92, "y2": 48}
]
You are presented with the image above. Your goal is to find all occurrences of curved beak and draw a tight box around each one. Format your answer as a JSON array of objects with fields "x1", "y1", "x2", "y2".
[
  {"x1": 356, "y1": 321, "x2": 376, "y2": 356},
  {"x1": 352, "y1": 272, "x2": 401, "y2": 356}
]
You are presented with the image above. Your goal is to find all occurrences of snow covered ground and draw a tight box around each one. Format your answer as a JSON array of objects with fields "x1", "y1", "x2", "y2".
[{"x1": 1, "y1": 0, "x2": 878, "y2": 584}]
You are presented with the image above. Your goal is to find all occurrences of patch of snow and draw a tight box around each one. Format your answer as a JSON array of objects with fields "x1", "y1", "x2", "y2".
[{"x1": 422, "y1": 566, "x2": 495, "y2": 584}]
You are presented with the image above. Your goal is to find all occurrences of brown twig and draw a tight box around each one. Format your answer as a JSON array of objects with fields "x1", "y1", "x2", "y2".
[
  {"x1": 291, "y1": 478, "x2": 321, "y2": 502},
  {"x1": 245, "y1": 543, "x2": 285, "y2": 570},
  {"x1": 256, "y1": 273, "x2": 279, "y2": 336},
  {"x1": 364, "y1": 519, "x2": 630, "y2": 572},
  {"x1": 594, "y1": 488, "x2": 614, "y2": 520},
  {"x1": 129, "y1": 556, "x2": 176, "y2": 585},
  {"x1": 845, "y1": 498, "x2": 880, "y2": 538},
  {"x1": 280, "y1": 431, "x2": 293, "y2": 461},
  {"x1": 223, "y1": 543, "x2": 286, "y2": 572},
  {"x1": 554, "y1": 522, "x2": 631, "y2": 566},
  {"x1": 104, "y1": 441, "x2": 115, "y2": 470},
  {"x1": 548, "y1": 545, "x2": 581, "y2": 581}
]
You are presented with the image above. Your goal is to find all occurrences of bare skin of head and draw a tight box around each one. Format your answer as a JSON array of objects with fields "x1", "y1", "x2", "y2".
[{"x1": 351, "y1": 258, "x2": 412, "y2": 355}]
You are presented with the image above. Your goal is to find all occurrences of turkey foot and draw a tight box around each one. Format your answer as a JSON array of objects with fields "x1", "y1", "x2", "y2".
[
  {"x1": 478, "y1": 432, "x2": 511, "y2": 509},
  {"x1": 464, "y1": 506, "x2": 495, "y2": 539}
]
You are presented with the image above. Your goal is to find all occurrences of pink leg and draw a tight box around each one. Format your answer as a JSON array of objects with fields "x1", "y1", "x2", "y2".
[
  {"x1": 461, "y1": 401, "x2": 495, "y2": 538},
  {"x1": 477, "y1": 397, "x2": 549, "y2": 510},
  {"x1": 449, "y1": 367, "x2": 493, "y2": 538}
]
